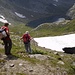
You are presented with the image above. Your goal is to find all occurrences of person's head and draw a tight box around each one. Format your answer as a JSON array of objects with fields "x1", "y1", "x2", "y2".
[
  {"x1": 25, "y1": 31, "x2": 29, "y2": 34},
  {"x1": 4, "y1": 23, "x2": 9, "y2": 26}
]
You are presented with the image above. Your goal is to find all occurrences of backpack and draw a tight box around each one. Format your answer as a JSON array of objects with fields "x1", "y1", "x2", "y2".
[
  {"x1": 24, "y1": 34, "x2": 30, "y2": 44},
  {"x1": 0, "y1": 28, "x2": 7, "y2": 39}
]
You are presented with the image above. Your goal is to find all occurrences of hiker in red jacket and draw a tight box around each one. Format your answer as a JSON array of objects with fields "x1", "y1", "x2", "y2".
[
  {"x1": 1, "y1": 23, "x2": 12, "y2": 56},
  {"x1": 21, "y1": 31, "x2": 32, "y2": 54}
]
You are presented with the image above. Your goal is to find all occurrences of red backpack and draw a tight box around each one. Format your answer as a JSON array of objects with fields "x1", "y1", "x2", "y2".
[{"x1": 23, "y1": 34, "x2": 30, "y2": 44}]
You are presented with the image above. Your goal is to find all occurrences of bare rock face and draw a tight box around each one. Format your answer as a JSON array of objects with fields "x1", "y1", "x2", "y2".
[
  {"x1": 9, "y1": 0, "x2": 75, "y2": 14},
  {"x1": 67, "y1": 3, "x2": 75, "y2": 19}
]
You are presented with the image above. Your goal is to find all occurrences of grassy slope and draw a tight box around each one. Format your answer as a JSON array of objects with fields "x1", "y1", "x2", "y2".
[
  {"x1": 0, "y1": 20, "x2": 75, "y2": 75},
  {"x1": 10, "y1": 19, "x2": 75, "y2": 75},
  {"x1": 31, "y1": 19, "x2": 75, "y2": 37}
]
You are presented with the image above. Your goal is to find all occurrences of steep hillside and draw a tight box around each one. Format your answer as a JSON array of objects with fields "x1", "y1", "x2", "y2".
[
  {"x1": 9, "y1": 0, "x2": 75, "y2": 14},
  {"x1": 0, "y1": 0, "x2": 75, "y2": 27},
  {"x1": 0, "y1": 22, "x2": 75, "y2": 75},
  {"x1": 67, "y1": 3, "x2": 75, "y2": 19},
  {"x1": 31, "y1": 19, "x2": 75, "y2": 37},
  {"x1": 8, "y1": 0, "x2": 75, "y2": 20}
]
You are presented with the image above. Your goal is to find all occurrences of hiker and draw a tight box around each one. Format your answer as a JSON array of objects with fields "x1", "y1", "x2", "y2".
[
  {"x1": 1, "y1": 23, "x2": 12, "y2": 56},
  {"x1": 21, "y1": 31, "x2": 32, "y2": 54}
]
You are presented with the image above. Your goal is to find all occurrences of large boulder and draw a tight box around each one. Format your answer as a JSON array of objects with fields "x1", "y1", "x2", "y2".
[{"x1": 63, "y1": 47, "x2": 75, "y2": 54}]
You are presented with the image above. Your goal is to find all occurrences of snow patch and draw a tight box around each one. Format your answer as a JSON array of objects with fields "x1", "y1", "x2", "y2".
[
  {"x1": 56, "y1": 18, "x2": 65, "y2": 22},
  {"x1": 34, "y1": 34, "x2": 75, "y2": 52},
  {"x1": 0, "y1": 15, "x2": 5, "y2": 19},
  {"x1": 53, "y1": 4, "x2": 57, "y2": 6},
  {"x1": 15, "y1": 12, "x2": 26, "y2": 18},
  {"x1": 0, "y1": 18, "x2": 8, "y2": 23},
  {"x1": 0, "y1": 15, "x2": 8, "y2": 23}
]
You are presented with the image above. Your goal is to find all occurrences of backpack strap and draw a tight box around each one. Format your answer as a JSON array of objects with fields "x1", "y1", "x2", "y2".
[{"x1": 0, "y1": 29, "x2": 4, "y2": 33}]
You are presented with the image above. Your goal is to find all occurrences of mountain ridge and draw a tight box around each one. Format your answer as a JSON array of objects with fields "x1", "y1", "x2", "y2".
[{"x1": 0, "y1": 0, "x2": 75, "y2": 26}]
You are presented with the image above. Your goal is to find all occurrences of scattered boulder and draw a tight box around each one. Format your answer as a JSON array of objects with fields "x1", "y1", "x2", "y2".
[
  {"x1": 72, "y1": 62, "x2": 75, "y2": 66},
  {"x1": 63, "y1": 47, "x2": 75, "y2": 54},
  {"x1": 57, "y1": 61, "x2": 65, "y2": 65},
  {"x1": 9, "y1": 64, "x2": 14, "y2": 67},
  {"x1": 29, "y1": 54, "x2": 48, "y2": 60}
]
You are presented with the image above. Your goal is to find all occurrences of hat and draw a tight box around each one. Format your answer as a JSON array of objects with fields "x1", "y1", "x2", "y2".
[
  {"x1": 25, "y1": 31, "x2": 29, "y2": 34},
  {"x1": 4, "y1": 23, "x2": 9, "y2": 26}
]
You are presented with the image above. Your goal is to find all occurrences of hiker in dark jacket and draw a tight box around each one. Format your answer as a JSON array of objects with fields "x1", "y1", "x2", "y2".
[
  {"x1": 21, "y1": 31, "x2": 32, "y2": 53},
  {"x1": 1, "y1": 23, "x2": 12, "y2": 56}
]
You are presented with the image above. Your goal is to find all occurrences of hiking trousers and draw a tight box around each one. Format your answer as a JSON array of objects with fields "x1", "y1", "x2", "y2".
[
  {"x1": 24, "y1": 42, "x2": 32, "y2": 53},
  {"x1": 3, "y1": 39, "x2": 12, "y2": 55}
]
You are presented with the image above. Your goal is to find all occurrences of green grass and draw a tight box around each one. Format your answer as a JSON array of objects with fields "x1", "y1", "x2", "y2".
[
  {"x1": 31, "y1": 19, "x2": 75, "y2": 37},
  {"x1": 9, "y1": 23, "x2": 32, "y2": 36},
  {"x1": 0, "y1": 19, "x2": 75, "y2": 75},
  {"x1": 16, "y1": 73, "x2": 27, "y2": 75}
]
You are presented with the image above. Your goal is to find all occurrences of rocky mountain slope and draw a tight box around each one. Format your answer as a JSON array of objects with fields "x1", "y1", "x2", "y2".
[
  {"x1": 0, "y1": 15, "x2": 75, "y2": 75},
  {"x1": 0, "y1": 44, "x2": 75, "y2": 75},
  {"x1": 0, "y1": 0, "x2": 75, "y2": 26},
  {"x1": 67, "y1": 3, "x2": 75, "y2": 19}
]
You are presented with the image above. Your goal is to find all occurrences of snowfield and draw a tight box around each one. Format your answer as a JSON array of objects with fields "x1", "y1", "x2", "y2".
[
  {"x1": 34, "y1": 34, "x2": 75, "y2": 52},
  {"x1": 0, "y1": 15, "x2": 8, "y2": 23},
  {"x1": 0, "y1": 15, "x2": 11, "y2": 25},
  {"x1": 0, "y1": 18, "x2": 8, "y2": 23}
]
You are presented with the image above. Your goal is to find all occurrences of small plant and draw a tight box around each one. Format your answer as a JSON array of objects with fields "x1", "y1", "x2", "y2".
[
  {"x1": 16, "y1": 73, "x2": 27, "y2": 75},
  {"x1": 68, "y1": 65, "x2": 75, "y2": 75}
]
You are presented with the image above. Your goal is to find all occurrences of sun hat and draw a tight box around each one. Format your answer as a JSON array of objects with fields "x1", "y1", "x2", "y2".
[{"x1": 25, "y1": 31, "x2": 29, "y2": 34}]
